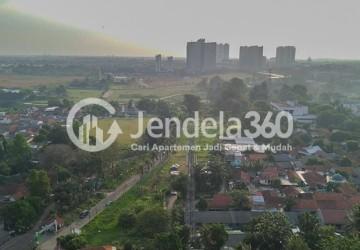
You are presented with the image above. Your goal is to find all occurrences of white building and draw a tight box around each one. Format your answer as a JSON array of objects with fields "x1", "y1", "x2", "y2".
[{"x1": 271, "y1": 101, "x2": 317, "y2": 124}]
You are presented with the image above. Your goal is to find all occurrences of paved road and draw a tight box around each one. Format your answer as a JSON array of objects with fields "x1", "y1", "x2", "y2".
[
  {"x1": 0, "y1": 205, "x2": 53, "y2": 250},
  {"x1": 185, "y1": 139, "x2": 196, "y2": 237},
  {"x1": 38, "y1": 175, "x2": 141, "y2": 250}
]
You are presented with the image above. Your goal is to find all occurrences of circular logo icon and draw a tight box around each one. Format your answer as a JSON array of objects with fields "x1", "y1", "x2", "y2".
[{"x1": 66, "y1": 98, "x2": 122, "y2": 152}]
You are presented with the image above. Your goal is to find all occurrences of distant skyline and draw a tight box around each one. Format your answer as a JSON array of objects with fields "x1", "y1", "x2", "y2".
[{"x1": 1, "y1": 0, "x2": 360, "y2": 59}]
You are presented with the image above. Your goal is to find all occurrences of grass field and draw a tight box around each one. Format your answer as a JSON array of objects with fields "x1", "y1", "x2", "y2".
[
  {"x1": 67, "y1": 88, "x2": 103, "y2": 101},
  {"x1": 105, "y1": 72, "x2": 251, "y2": 103},
  {"x1": 94, "y1": 117, "x2": 149, "y2": 146},
  {"x1": 108, "y1": 84, "x2": 204, "y2": 102},
  {"x1": 0, "y1": 74, "x2": 81, "y2": 88}
]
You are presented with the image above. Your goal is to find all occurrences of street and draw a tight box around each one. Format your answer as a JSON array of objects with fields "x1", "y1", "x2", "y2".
[{"x1": 38, "y1": 175, "x2": 141, "y2": 250}]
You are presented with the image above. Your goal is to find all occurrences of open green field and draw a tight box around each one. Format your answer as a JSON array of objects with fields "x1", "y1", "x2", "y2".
[
  {"x1": 67, "y1": 88, "x2": 103, "y2": 101},
  {"x1": 108, "y1": 84, "x2": 204, "y2": 102},
  {"x1": 0, "y1": 74, "x2": 81, "y2": 88},
  {"x1": 95, "y1": 118, "x2": 149, "y2": 146}
]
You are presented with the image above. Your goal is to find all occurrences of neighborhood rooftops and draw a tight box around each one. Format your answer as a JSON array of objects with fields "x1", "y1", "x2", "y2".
[{"x1": 192, "y1": 211, "x2": 299, "y2": 225}]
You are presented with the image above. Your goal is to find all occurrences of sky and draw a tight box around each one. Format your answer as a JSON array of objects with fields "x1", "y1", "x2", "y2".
[{"x1": 1, "y1": 0, "x2": 360, "y2": 59}]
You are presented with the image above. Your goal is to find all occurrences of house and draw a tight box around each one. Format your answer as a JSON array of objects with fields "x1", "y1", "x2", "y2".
[
  {"x1": 342, "y1": 102, "x2": 360, "y2": 116},
  {"x1": 262, "y1": 190, "x2": 284, "y2": 211},
  {"x1": 247, "y1": 153, "x2": 267, "y2": 162},
  {"x1": 297, "y1": 171, "x2": 327, "y2": 189},
  {"x1": 232, "y1": 170, "x2": 251, "y2": 185},
  {"x1": 44, "y1": 106, "x2": 59, "y2": 113},
  {"x1": 282, "y1": 186, "x2": 302, "y2": 197},
  {"x1": 327, "y1": 173, "x2": 347, "y2": 184},
  {"x1": 299, "y1": 145, "x2": 324, "y2": 156},
  {"x1": 251, "y1": 192, "x2": 265, "y2": 211},
  {"x1": 303, "y1": 171, "x2": 326, "y2": 188},
  {"x1": 207, "y1": 193, "x2": 233, "y2": 210},
  {"x1": 0, "y1": 183, "x2": 28, "y2": 204},
  {"x1": 319, "y1": 209, "x2": 347, "y2": 230},
  {"x1": 0, "y1": 115, "x2": 11, "y2": 125},
  {"x1": 192, "y1": 211, "x2": 300, "y2": 229},
  {"x1": 292, "y1": 192, "x2": 358, "y2": 231},
  {"x1": 259, "y1": 167, "x2": 279, "y2": 185},
  {"x1": 273, "y1": 153, "x2": 295, "y2": 169},
  {"x1": 271, "y1": 101, "x2": 317, "y2": 124},
  {"x1": 39, "y1": 215, "x2": 64, "y2": 234}
]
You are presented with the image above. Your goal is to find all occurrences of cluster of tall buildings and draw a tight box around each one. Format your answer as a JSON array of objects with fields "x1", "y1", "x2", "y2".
[
  {"x1": 155, "y1": 54, "x2": 174, "y2": 73},
  {"x1": 239, "y1": 45, "x2": 296, "y2": 70},
  {"x1": 186, "y1": 38, "x2": 296, "y2": 72}
]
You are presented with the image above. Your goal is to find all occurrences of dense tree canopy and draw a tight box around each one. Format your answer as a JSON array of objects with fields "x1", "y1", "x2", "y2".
[{"x1": 200, "y1": 224, "x2": 228, "y2": 250}]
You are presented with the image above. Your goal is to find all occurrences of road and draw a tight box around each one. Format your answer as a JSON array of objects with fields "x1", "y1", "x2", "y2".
[
  {"x1": 38, "y1": 175, "x2": 141, "y2": 250},
  {"x1": 185, "y1": 139, "x2": 196, "y2": 239},
  {"x1": 0, "y1": 205, "x2": 53, "y2": 250}
]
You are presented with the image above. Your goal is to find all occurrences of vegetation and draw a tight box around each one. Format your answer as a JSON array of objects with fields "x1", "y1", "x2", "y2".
[{"x1": 199, "y1": 224, "x2": 228, "y2": 250}]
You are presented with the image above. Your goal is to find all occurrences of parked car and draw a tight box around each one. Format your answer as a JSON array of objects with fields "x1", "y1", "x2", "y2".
[{"x1": 79, "y1": 210, "x2": 90, "y2": 219}]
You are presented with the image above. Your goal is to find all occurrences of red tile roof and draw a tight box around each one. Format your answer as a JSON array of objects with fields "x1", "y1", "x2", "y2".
[
  {"x1": 233, "y1": 170, "x2": 251, "y2": 184},
  {"x1": 293, "y1": 198, "x2": 318, "y2": 210},
  {"x1": 260, "y1": 167, "x2": 279, "y2": 181},
  {"x1": 282, "y1": 186, "x2": 300, "y2": 197},
  {"x1": 320, "y1": 209, "x2": 347, "y2": 225},
  {"x1": 302, "y1": 171, "x2": 326, "y2": 188},
  {"x1": 207, "y1": 193, "x2": 233, "y2": 209},
  {"x1": 248, "y1": 153, "x2": 267, "y2": 162},
  {"x1": 294, "y1": 192, "x2": 357, "y2": 212},
  {"x1": 262, "y1": 190, "x2": 284, "y2": 209}
]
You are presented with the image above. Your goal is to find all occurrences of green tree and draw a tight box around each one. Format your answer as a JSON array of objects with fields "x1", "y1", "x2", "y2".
[
  {"x1": 230, "y1": 190, "x2": 251, "y2": 210},
  {"x1": 346, "y1": 204, "x2": 360, "y2": 233},
  {"x1": 250, "y1": 82, "x2": 268, "y2": 101},
  {"x1": 271, "y1": 179, "x2": 282, "y2": 189},
  {"x1": 136, "y1": 207, "x2": 170, "y2": 237},
  {"x1": 244, "y1": 212, "x2": 292, "y2": 250},
  {"x1": 118, "y1": 209, "x2": 136, "y2": 229},
  {"x1": 3, "y1": 199, "x2": 38, "y2": 232},
  {"x1": 236, "y1": 243, "x2": 252, "y2": 250},
  {"x1": 26, "y1": 169, "x2": 51, "y2": 198},
  {"x1": 199, "y1": 224, "x2": 228, "y2": 250},
  {"x1": 298, "y1": 212, "x2": 321, "y2": 249},
  {"x1": 6, "y1": 134, "x2": 31, "y2": 173},
  {"x1": 346, "y1": 140, "x2": 359, "y2": 151},
  {"x1": 319, "y1": 235, "x2": 360, "y2": 250},
  {"x1": 196, "y1": 197, "x2": 208, "y2": 211},
  {"x1": 183, "y1": 94, "x2": 201, "y2": 114},
  {"x1": 57, "y1": 234, "x2": 87, "y2": 250},
  {"x1": 284, "y1": 197, "x2": 296, "y2": 211},
  {"x1": 170, "y1": 174, "x2": 188, "y2": 197},
  {"x1": 285, "y1": 235, "x2": 310, "y2": 250},
  {"x1": 153, "y1": 231, "x2": 183, "y2": 250}
]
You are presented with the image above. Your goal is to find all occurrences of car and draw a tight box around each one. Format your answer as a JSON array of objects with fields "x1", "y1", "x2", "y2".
[
  {"x1": 79, "y1": 210, "x2": 90, "y2": 219},
  {"x1": 105, "y1": 201, "x2": 113, "y2": 206}
]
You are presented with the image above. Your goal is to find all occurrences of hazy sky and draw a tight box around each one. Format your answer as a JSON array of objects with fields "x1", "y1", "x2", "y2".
[{"x1": 2, "y1": 0, "x2": 360, "y2": 59}]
